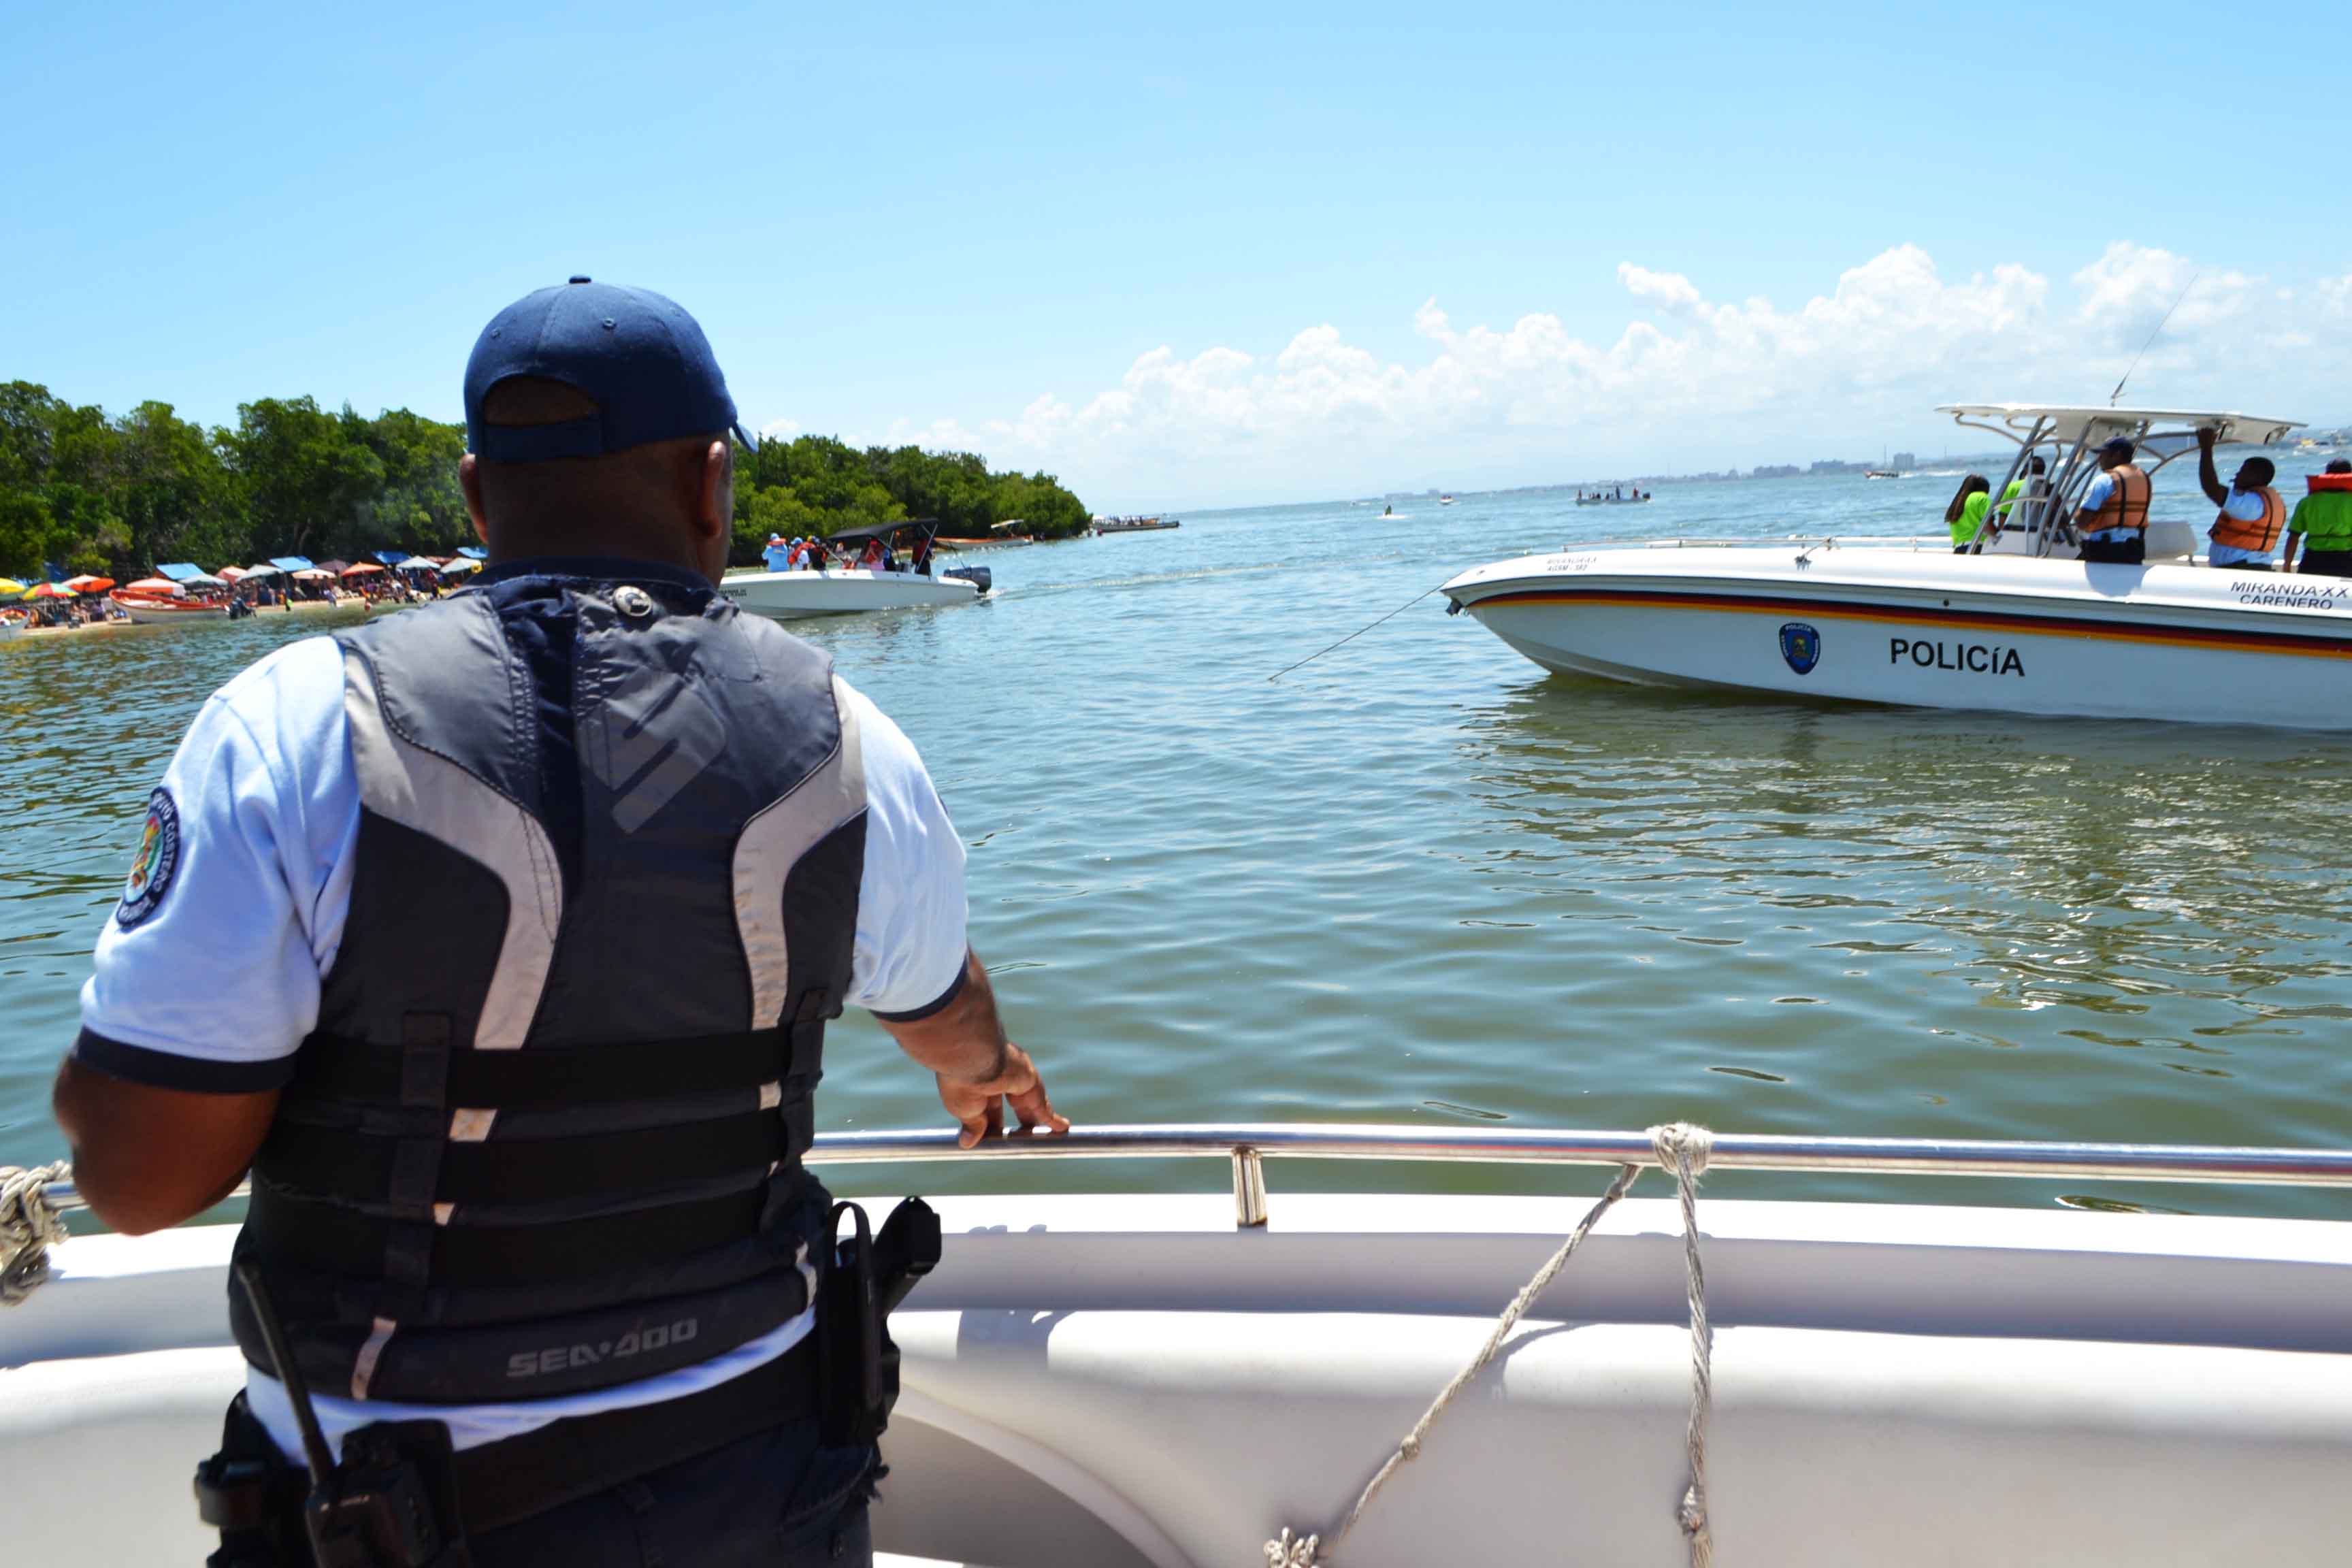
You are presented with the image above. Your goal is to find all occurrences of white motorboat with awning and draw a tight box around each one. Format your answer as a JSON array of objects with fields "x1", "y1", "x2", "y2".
[
  {"x1": 720, "y1": 519, "x2": 991, "y2": 619},
  {"x1": 1443, "y1": 404, "x2": 2351, "y2": 730},
  {"x1": 7, "y1": 1122, "x2": 2352, "y2": 1566}
]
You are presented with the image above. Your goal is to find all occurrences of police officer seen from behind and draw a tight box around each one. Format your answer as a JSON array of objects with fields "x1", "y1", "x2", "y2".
[
  {"x1": 2194, "y1": 426, "x2": 2286, "y2": 569},
  {"x1": 2073, "y1": 436, "x2": 2152, "y2": 564},
  {"x1": 52, "y1": 277, "x2": 1068, "y2": 1567}
]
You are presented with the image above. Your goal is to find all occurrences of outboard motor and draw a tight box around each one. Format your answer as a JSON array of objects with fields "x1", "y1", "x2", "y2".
[{"x1": 941, "y1": 565, "x2": 992, "y2": 595}]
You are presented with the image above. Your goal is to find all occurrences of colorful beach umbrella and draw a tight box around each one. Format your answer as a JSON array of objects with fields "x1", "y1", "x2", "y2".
[
  {"x1": 65, "y1": 574, "x2": 115, "y2": 594},
  {"x1": 340, "y1": 562, "x2": 386, "y2": 577},
  {"x1": 0, "y1": 579, "x2": 24, "y2": 595},
  {"x1": 24, "y1": 583, "x2": 76, "y2": 600}
]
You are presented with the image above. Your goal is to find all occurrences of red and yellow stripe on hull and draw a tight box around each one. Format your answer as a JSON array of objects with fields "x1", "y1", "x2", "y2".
[{"x1": 1467, "y1": 587, "x2": 2352, "y2": 662}]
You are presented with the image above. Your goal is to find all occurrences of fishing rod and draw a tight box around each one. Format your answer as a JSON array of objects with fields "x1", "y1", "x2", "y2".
[{"x1": 2109, "y1": 270, "x2": 2198, "y2": 407}]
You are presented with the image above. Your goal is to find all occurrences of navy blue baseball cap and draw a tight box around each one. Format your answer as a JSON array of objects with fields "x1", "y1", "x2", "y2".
[{"x1": 463, "y1": 277, "x2": 756, "y2": 462}]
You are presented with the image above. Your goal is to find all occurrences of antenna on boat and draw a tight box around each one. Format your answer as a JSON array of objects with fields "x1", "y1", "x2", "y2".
[{"x1": 2108, "y1": 270, "x2": 2198, "y2": 407}]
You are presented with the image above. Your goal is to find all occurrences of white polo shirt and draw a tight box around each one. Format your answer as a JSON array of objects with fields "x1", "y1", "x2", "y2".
[{"x1": 77, "y1": 631, "x2": 970, "y2": 1459}]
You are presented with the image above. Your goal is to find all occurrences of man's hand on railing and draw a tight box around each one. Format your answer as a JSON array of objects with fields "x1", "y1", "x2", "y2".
[{"x1": 936, "y1": 1043, "x2": 1069, "y2": 1149}]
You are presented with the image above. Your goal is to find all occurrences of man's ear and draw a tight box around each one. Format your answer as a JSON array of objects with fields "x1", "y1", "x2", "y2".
[
  {"x1": 697, "y1": 440, "x2": 731, "y2": 542},
  {"x1": 460, "y1": 453, "x2": 489, "y2": 542}
]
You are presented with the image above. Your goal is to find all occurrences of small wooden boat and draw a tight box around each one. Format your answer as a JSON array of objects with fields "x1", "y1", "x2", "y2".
[{"x1": 110, "y1": 585, "x2": 229, "y2": 625}]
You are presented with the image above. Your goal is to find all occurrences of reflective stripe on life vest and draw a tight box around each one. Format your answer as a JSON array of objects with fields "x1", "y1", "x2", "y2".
[
  {"x1": 2088, "y1": 464, "x2": 2151, "y2": 534},
  {"x1": 2210, "y1": 486, "x2": 2287, "y2": 554}
]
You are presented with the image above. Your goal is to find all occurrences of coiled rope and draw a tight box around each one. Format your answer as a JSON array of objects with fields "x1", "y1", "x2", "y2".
[
  {"x1": 0, "y1": 1162, "x2": 72, "y2": 1305},
  {"x1": 1264, "y1": 1123, "x2": 1715, "y2": 1567}
]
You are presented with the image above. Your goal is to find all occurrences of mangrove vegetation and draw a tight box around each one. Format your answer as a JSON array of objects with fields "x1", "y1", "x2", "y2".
[{"x1": 0, "y1": 380, "x2": 1091, "y2": 578}]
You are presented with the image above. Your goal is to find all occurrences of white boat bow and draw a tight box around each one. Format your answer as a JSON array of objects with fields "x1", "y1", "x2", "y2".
[{"x1": 9, "y1": 1123, "x2": 2352, "y2": 1566}]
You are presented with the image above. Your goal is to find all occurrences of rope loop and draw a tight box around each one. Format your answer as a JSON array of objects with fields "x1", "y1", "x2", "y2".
[
  {"x1": 0, "y1": 1161, "x2": 73, "y2": 1306},
  {"x1": 1264, "y1": 1526, "x2": 1320, "y2": 1567},
  {"x1": 1261, "y1": 1129, "x2": 1725, "y2": 1567},
  {"x1": 1648, "y1": 1121, "x2": 1713, "y2": 1179}
]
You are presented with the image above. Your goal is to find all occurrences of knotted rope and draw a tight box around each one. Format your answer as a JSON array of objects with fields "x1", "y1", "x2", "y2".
[
  {"x1": 0, "y1": 1161, "x2": 72, "y2": 1305},
  {"x1": 1262, "y1": 1123, "x2": 1715, "y2": 1567}
]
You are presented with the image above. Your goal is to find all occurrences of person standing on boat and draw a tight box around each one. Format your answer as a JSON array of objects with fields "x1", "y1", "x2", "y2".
[
  {"x1": 2073, "y1": 437, "x2": 2151, "y2": 564},
  {"x1": 2194, "y1": 427, "x2": 2286, "y2": 569},
  {"x1": 1943, "y1": 474, "x2": 1993, "y2": 552},
  {"x1": 1991, "y1": 456, "x2": 2048, "y2": 535},
  {"x1": 763, "y1": 531, "x2": 793, "y2": 572},
  {"x1": 2284, "y1": 460, "x2": 2352, "y2": 576},
  {"x1": 51, "y1": 278, "x2": 1067, "y2": 1568}
]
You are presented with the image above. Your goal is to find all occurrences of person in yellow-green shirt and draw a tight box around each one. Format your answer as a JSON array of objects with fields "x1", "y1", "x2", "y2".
[
  {"x1": 1990, "y1": 455, "x2": 2048, "y2": 534},
  {"x1": 1943, "y1": 473, "x2": 1992, "y2": 552},
  {"x1": 2285, "y1": 459, "x2": 2352, "y2": 576}
]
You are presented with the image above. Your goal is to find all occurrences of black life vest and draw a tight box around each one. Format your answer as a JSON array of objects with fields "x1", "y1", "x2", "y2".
[{"x1": 232, "y1": 571, "x2": 867, "y2": 1405}]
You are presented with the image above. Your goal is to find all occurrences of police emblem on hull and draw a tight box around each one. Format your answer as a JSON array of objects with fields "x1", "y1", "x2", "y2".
[
  {"x1": 1779, "y1": 621, "x2": 1822, "y2": 676},
  {"x1": 116, "y1": 787, "x2": 181, "y2": 930}
]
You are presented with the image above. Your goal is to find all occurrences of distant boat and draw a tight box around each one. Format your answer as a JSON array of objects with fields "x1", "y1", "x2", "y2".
[
  {"x1": 1439, "y1": 494, "x2": 1456, "y2": 506},
  {"x1": 721, "y1": 520, "x2": 987, "y2": 618},
  {"x1": 1865, "y1": 470, "x2": 1901, "y2": 480},
  {"x1": 1092, "y1": 515, "x2": 1180, "y2": 534}
]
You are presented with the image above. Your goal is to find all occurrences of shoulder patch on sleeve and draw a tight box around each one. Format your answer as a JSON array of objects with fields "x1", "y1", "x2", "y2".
[{"x1": 115, "y1": 787, "x2": 182, "y2": 930}]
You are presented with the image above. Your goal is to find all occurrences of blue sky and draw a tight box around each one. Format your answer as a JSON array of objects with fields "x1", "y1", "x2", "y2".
[{"x1": 6, "y1": 1, "x2": 2346, "y2": 508}]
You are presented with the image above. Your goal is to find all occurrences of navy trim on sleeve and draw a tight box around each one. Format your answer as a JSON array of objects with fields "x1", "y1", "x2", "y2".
[
  {"x1": 869, "y1": 960, "x2": 968, "y2": 1024},
  {"x1": 72, "y1": 1028, "x2": 299, "y2": 1094}
]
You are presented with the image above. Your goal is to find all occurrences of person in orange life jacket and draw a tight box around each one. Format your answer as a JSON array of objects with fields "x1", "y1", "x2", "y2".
[
  {"x1": 2194, "y1": 427, "x2": 2286, "y2": 569},
  {"x1": 54, "y1": 278, "x2": 1069, "y2": 1568},
  {"x1": 2074, "y1": 436, "x2": 2152, "y2": 564}
]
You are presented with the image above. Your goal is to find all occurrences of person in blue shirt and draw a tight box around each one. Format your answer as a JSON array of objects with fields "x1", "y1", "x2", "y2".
[
  {"x1": 53, "y1": 278, "x2": 1067, "y2": 1568},
  {"x1": 762, "y1": 531, "x2": 793, "y2": 572},
  {"x1": 2074, "y1": 438, "x2": 2152, "y2": 564}
]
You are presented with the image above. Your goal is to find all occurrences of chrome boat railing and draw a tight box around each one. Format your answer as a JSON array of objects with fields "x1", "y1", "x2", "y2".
[{"x1": 44, "y1": 1124, "x2": 2352, "y2": 1229}]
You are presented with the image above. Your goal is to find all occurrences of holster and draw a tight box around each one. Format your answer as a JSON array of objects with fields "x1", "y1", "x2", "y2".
[
  {"x1": 195, "y1": 1398, "x2": 471, "y2": 1568},
  {"x1": 815, "y1": 1197, "x2": 940, "y2": 1448}
]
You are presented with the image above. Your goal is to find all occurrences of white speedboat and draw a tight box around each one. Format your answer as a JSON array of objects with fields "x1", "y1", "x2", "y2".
[
  {"x1": 1445, "y1": 405, "x2": 2347, "y2": 730},
  {"x1": 8, "y1": 1123, "x2": 2352, "y2": 1566},
  {"x1": 722, "y1": 568, "x2": 985, "y2": 619},
  {"x1": 721, "y1": 520, "x2": 990, "y2": 619}
]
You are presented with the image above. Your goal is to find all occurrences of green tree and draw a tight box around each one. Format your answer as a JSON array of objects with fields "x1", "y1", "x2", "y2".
[
  {"x1": 110, "y1": 402, "x2": 240, "y2": 570},
  {"x1": 346, "y1": 408, "x2": 468, "y2": 560},
  {"x1": 225, "y1": 397, "x2": 384, "y2": 559}
]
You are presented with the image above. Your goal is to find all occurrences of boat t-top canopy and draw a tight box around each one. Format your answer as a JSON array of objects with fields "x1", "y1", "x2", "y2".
[
  {"x1": 823, "y1": 517, "x2": 940, "y2": 547},
  {"x1": 1935, "y1": 404, "x2": 2304, "y2": 557},
  {"x1": 1939, "y1": 404, "x2": 2302, "y2": 451}
]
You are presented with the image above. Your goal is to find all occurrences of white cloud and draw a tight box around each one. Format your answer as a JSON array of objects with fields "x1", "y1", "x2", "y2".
[
  {"x1": 880, "y1": 242, "x2": 2347, "y2": 508},
  {"x1": 759, "y1": 415, "x2": 800, "y2": 441}
]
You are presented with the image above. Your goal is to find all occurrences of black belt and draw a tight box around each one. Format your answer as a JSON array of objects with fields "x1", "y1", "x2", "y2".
[{"x1": 452, "y1": 1336, "x2": 821, "y2": 1535}]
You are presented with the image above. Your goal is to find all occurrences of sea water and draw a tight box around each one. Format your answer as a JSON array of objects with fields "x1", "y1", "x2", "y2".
[{"x1": 5, "y1": 462, "x2": 2349, "y2": 1214}]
